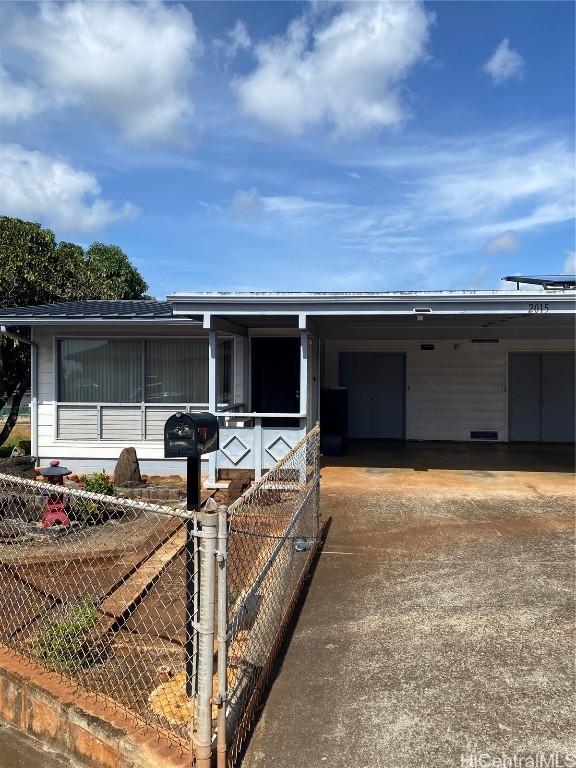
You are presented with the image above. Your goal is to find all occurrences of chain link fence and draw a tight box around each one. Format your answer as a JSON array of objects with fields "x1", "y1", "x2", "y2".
[
  {"x1": 0, "y1": 470, "x2": 200, "y2": 751},
  {"x1": 223, "y1": 423, "x2": 321, "y2": 766},
  {"x1": 0, "y1": 423, "x2": 321, "y2": 766}
]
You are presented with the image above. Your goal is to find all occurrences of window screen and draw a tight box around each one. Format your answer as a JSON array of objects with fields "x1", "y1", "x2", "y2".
[{"x1": 59, "y1": 340, "x2": 142, "y2": 402}]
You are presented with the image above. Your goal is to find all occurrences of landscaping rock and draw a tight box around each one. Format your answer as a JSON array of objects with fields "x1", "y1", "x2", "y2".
[{"x1": 113, "y1": 448, "x2": 143, "y2": 487}]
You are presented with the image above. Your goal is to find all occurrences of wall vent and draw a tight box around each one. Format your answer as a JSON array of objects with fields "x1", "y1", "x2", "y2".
[
  {"x1": 470, "y1": 430, "x2": 498, "y2": 440},
  {"x1": 420, "y1": 344, "x2": 435, "y2": 351}
]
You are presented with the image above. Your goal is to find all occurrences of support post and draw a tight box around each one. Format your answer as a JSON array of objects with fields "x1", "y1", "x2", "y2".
[
  {"x1": 185, "y1": 455, "x2": 201, "y2": 697},
  {"x1": 216, "y1": 505, "x2": 228, "y2": 768},
  {"x1": 300, "y1": 329, "x2": 308, "y2": 418},
  {"x1": 193, "y1": 505, "x2": 218, "y2": 768},
  {"x1": 299, "y1": 331, "x2": 309, "y2": 484},
  {"x1": 254, "y1": 417, "x2": 262, "y2": 481},
  {"x1": 30, "y1": 330, "x2": 38, "y2": 457},
  {"x1": 208, "y1": 328, "x2": 217, "y2": 484}
]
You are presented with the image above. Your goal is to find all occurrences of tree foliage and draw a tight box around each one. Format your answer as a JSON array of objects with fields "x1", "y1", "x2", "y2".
[
  {"x1": 0, "y1": 215, "x2": 149, "y2": 447},
  {"x1": 85, "y1": 243, "x2": 148, "y2": 299}
]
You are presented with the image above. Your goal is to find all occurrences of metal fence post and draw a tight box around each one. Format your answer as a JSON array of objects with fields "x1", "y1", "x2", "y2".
[
  {"x1": 193, "y1": 507, "x2": 218, "y2": 768},
  {"x1": 216, "y1": 505, "x2": 229, "y2": 768}
]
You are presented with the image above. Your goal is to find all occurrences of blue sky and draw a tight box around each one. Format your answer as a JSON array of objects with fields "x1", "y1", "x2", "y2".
[{"x1": 0, "y1": 0, "x2": 574, "y2": 297}]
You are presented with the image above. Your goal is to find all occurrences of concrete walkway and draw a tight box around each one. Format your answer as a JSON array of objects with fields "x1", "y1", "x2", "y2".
[{"x1": 241, "y1": 454, "x2": 575, "y2": 768}]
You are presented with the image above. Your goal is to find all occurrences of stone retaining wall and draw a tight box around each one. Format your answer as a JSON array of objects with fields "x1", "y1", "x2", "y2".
[{"x1": 0, "y1": 647, "x2": 190, "y2": 768}]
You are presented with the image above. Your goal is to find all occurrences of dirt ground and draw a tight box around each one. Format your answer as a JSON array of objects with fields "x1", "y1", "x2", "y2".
[{"x1": 241, "y1": 444, "x2": 576, "y2": 768}]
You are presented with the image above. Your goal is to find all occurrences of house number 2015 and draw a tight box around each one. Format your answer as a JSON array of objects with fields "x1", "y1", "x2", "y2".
[{"x1": 528, "y1": 303, "x2": 549, "y2": 313}]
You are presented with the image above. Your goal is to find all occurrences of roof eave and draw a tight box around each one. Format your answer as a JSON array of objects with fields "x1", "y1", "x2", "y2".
[
  {"x1": 168, "y1": 291, "x2": 576, "y2": 305},
  {"x1": 0, "y1": 317, "x2": 200, "y2": 326}
]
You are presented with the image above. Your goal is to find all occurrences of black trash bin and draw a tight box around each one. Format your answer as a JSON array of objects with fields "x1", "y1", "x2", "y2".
[{"x1": 320, "y1": 386, "x2": 348, "y2": 456}]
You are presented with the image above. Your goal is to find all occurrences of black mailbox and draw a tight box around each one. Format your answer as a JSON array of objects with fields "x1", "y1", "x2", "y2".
[{"x1": 164, "y1": 412, "x2": 219, "y2": 458}]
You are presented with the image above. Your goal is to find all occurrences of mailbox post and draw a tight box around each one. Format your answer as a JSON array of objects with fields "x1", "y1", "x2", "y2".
[{"x1": 164, "y1": 412, "x2": 219, "y2": 697}]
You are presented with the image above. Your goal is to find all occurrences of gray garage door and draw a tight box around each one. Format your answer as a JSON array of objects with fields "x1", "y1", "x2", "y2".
[
  {"x1": 508, "y1": 352, "x2": 575, "y2": 442},
  {"x1": 338, "y1": 352, "x2": 405, "y2": 439}
]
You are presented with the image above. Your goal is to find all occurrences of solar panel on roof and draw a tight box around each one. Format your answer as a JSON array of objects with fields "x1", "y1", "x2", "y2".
[{"x1": 502, "y1": 275, "x2": 576, "y2": 289}]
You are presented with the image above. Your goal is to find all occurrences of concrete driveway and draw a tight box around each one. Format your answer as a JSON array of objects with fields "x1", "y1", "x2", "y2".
[{"x1": 242, "y1": 449, "x2": 575, "y2": 768}]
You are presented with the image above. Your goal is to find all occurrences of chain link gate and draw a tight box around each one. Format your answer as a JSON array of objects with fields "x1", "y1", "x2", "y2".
[{"x1": 0, "y1": 423, "x2": 321, "y2": 766}]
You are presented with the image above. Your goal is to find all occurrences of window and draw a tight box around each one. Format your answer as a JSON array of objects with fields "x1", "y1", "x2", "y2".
[
  {"x1": 59, "y1": 340, "x2": 142, "y2": 402},
  {"x1": 145, "y1": 339, "x2": 208, "y2": 403},
  {"x1": 58, "y1": 337, "x2": 234, "y2": 406}
]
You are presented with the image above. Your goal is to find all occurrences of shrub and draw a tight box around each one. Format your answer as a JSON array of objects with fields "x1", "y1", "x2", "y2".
[
  {"x1": 83, "y1": 470, "x2": 115, "y2": 496},
  {"x1": 71, "y1": 499, "x2": 102, "y2": 525},
  {"x1": 32, "y1": 599, "x2": 102, "y2": 671},
  {"x1": 71, "y1": 471, "x2": 115, "y2": 524}
]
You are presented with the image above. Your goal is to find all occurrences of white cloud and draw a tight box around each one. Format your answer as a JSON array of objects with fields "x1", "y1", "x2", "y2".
[
  {"x1": 0, "y1": 143, "x2": 138, "y2": 231},
  {"x1": 414, "y1": 140, "x2": 574, "y2": 229},
  {"x1": 234, "y1": 1, "x2": 432, "y2": 136},
  {"x1": 484, "y1": 231, "x2": 519, "y2": 253},
  {"x1": 332, "y1": 132, "x2": 574, "y2": 255},
  {"x1": 0, "y1": 65, "x2": 48, "y2": 122},
  {"x1": 214, "y1": 20, "x2": 252, "y2": 65},
  {"x1": 231, "y1": 188, "x2": 261, "y2": 219},
  {"x1": 563, "y1": 251, "x2": 576, "y2": 274},
  {"x1": 1, "y1": 1, "x2": 200, "y2": 143},
  {"x1": 226, "y1": 21, "x2": 252, "y2": 57},
  {"x1": 225, "y1": 129, "x2": 573, "y2": 288},
  {"x1": 483, "y1": 39, "x2": 524, "y2": 85},
  {"x1": 261, "y1": 195, "x2": 347, "y2": 216},
  {"x1": 231, "y1": 188, "x2": 350, "y2": 221},
  {"x1": 473, "y1": 200, "x2": 575, "y2": 239}
]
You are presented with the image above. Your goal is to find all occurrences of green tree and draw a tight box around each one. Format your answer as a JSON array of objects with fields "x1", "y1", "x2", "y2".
[
  {"x1": 0, "y1": 216, "x2": 148, "y2": 447},
  {"x1": 85, "y1": 243, "x2": 148, "y2": 299}
]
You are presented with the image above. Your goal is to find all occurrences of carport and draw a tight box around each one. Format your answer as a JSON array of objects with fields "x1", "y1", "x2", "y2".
[
  {"x1": 241, "y1": 452, "x2": 576, "y2": 768},
  {"x1": 314, "y1": 310, "x2": 575, "y2": 445}
]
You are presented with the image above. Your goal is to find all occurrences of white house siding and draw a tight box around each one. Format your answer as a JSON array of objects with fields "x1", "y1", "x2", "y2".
[{"x1": 323, "y1": 338, "x2": 574, "y2": 442}]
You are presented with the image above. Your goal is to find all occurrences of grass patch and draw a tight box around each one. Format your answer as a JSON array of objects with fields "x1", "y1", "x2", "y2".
[{"x1": 0, "y1": 422, "x2": 32, "y2": 456}]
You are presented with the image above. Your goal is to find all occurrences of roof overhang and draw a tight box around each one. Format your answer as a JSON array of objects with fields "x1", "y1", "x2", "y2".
[
  {"x1": 0, "y1": 318, "x2": 202, "y2": 327},
  {"x1": 169, "y1": 291, "x2": 576, "y2": 317}
]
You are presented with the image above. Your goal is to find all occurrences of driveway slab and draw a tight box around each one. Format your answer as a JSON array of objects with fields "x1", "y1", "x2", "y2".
[{"x1": 241, "y1": 461, "x2": 575, "y2": 768}]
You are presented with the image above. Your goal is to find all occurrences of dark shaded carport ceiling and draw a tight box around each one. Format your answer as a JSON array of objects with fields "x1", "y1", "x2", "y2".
[{"x1": 218, "y1": 313, "x2": 575, "y2": 340}]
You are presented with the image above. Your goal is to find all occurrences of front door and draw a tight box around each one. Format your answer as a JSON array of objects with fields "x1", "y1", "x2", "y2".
[
  {"x1": 251, "y1": 337, "x2": 300, "y2": 414},
  {"x1": 338, "y1": 352, "x2": 405, "y2": 439}
]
